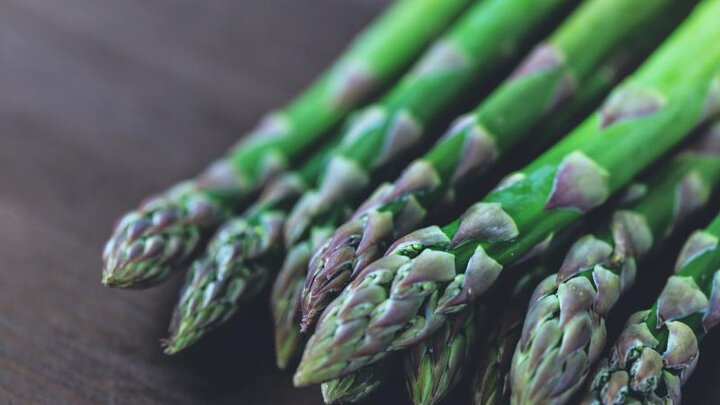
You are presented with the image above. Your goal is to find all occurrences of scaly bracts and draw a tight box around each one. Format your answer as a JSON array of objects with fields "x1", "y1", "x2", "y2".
[
  {"x1": 321, "y1": 360, "x2": 393, "y2": 404},
  {"x1": 509, "y1": 121, "x2": 720, "y2": 405},
  {"x1": 163, "y1": 151, "x2": 328, "y2": 353},
  {"x1": 473, "y1": 267, "x2": 552, "y2": 405},
  {"x1": 279, "y1": 0, "x2": 578, "y2": 363},
  {"x1": 300, "y1": 0, "x2": 682, "y2": 331},
  {"x1": 272, "y1": 230, "x2": 334, "y2": 369},
  {"x1": 164, "y1": 144, "x2": 337, "y2": 353},
  {"x1": 405, "y1": 307, "x2": 476, "y2": 405},
  {"x1": 585, "y1": 211, "x2": 720, "y2": 404},
  {"x1": 100, "y1": 0, "x2": 472, "y2": 289},
  {"x1": 294, "y1": 5, "x2": 720, "y2": 385}
]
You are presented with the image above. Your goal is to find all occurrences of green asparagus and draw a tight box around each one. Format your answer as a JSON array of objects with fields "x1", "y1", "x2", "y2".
[
  {"x1": 473, "y1": 267, "x2": 552, "y2": 405},
  {"x1": 585, "y1": 210, "x2": 720, "y2": 404},
  {"x1": 294, "y1": 1, "x2": 720, "y2": 385},
  {"x1": 510, "y1": 122, "x2": 720, "y2": 404},
  {"x1": 405, "y1": 306, "x2": 476, "y2": 405},
  {"x1": 321, "y1": 360, "x2": 393, "y2": 404},
  {"x1": 300, "y1": 0, "x2": 685, "y2": 331},
  {"x1": 283, "y1": 0, "x2": 578, "y2": 249},
  {"x1": 163, "y1": 143, "x2": 334, "y2": 353},
  {"x1": 273, "y1": 0, "x2": 576, "y2": 367},
  {"x1": 100, "y1": 0, "x2": 472, "y2": 288},
  {"x1": 272, "y1": 231, "x2": 333, "y2": 369}
]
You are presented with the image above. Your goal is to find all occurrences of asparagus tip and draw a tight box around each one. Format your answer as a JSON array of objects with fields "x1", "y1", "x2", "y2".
[
  {"x1": 293, "y1": 371, "x2": 309, "y2": 388},
  {"x1": 100, "y1": 267, "x2": 132, "y2": 289},
  {"x1": 161, "y1": 335, "x2": 185, "y2": 355},
  {"x1": 299, "y1": 312, "x2": 317, "y2": 334}
]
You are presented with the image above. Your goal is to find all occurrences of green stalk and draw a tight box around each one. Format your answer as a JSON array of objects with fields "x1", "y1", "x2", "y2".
[
  {"x1": 273, "y1": 0, "x2": 577, "y2": 367},
  {"x1": 586, "y1": 210, "x2": 720, "y2": 404},
  {"x1": 283, "y1": 0, "x2": 579, "y2": 248},
  {"x1": 510, "y1": 122, "x2": 720, "y2": 404},
  {"x1": 294, "y1": 1, "x2": 720, "y2": 385},
  {"x1": 100, "y1": 0, "x2": 472, "y2": 288},
  {"x1": 300, "y1": 0, "x2": 686, "y2": 331}
]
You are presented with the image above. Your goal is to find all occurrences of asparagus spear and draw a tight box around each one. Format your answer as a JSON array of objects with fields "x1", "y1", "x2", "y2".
[
  {"x1": 284, "y1": 0, "x2": 580, "y2": 248},
  {"x1": 585, "y1": 210, "x2": 720, "y2": 404},
  {"x1": 272, "y1": 231, "x2": 332, "y2": 369},
  {"x1": 168, "y1": 0, "x2": 582, "y2": 351},
  {"x1": 300, "y1": 0, "x2": 685, "y2": 331},
  {"x1": 473, "y1": 267, "x2": 552, "y2": 405},
  {"x1": 100, "y1": 0, "x2": 472, "y2": 288},
  {"x1": 469, "y1": 156, "x2": 679, "y2": 405},
  {"x1": 405, "y1": 306, "x2": 477, "y2": 405},
  {"x1": 273, "y1": 0, "x2": 576, "y2": 367},
  {"x1": 163, "y1": 143, "x2": 335, "y2": 353},
  {"x1": 321, "y1": 360, "x2": 393, "y2": 404},
  {"x1": 510, "y1": 122, "x2": 720, "y2": 405},
  {"x1": 294, "y1": 2, "x2": 720, "y2": 385},
  {"x1": 413, "y1": 260, "x2": 566, "y2": 405}
]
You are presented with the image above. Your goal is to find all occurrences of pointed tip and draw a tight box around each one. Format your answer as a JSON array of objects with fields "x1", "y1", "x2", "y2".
[
  {"x1": 101, "y1": 257, "x2": 135, "y2": 288},
  {"x1": 275, "y1": 341, "x2": 297, "y2": 371},
  {"x1": 100, "y1": 270, "x2": 135, "y2": 289},
  {"x1": 163, "y1": 345, "x2": 180, "y2": 356},
  {"x1": 293, "y1": 359, "x2": 327, "y2": 387},
  {"x1": 101, "y1": 270, "x2": 123, "y2": 288},
  {"x1": 275, "y1": 332, "x2": 299, "y2": 371},
  {"x1": 161, "y1": 335, "x2": 187, "y2": 355},
  {"x1": 293, "y1": 371, "x2": 309, "y2": 387}
]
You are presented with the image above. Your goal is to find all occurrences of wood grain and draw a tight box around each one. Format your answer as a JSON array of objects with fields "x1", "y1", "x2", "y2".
[{"x1": 0, "y1": 1, "x2": 717, "y2": 404}]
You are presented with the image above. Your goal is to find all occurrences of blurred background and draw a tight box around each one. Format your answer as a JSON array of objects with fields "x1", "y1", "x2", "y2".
[{"x1": 0, "y1": 0, "x2": 718, "y2": 404}]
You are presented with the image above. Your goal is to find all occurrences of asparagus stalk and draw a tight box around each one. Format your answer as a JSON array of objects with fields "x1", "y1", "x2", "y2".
[
  {"x1": 163, "y1": 143, "x2": 335, "y2": 353},
  {"x1": 300, "y1": 0, "x2": 684, "y2": 331},
  {"x1": 284, "y1": 0, "x2": 579, "y2": 249},
  {"x1": 321, "y1": 360, "x2": 393, "y2": 404},
  {"x1": 473, "y1": 267, "x2": 552, "y2": 405},
  {"x1": 272, "y1": 231, "x2": 333, "y2": 369},
  {"x1": 294, "y1": 2, "x2": 720, "y2": 385},
  {"x1": 585, "y1": 210, "x2": 720, "y2": 404},
  {"x1": 100, "y1": 0, "x2": 472, "y2": 288},
  {"x1": 471, "y1": 177, "x2": 656, "y2": 405},
  {"x1": 273, "y1": 0, "x2": 577, "y2": 367},
  {"x1": 405, "y1": 306, "x2": 477, "y2": 405},
  {"x1": 509, "y1": 122, "x2": 720, "y2": 405}
]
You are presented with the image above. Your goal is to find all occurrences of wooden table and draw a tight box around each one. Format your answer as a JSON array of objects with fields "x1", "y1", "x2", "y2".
[{"x1": 0, "y1": 0, "x2": 717, "y2": 403}]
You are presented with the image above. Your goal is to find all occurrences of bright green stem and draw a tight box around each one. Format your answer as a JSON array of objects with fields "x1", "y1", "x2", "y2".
[
  {"x1": 446, "y1": 0, "x2": 720, "y2": 270},
  {"x1": 224, "y1": 0, "x2": 473, "y2": 190},
  {"x1": 340, "y1": 0, "x2": 576, "y2": 168},
  {"x1": 302, "y1": 0, "x2": 682, "y2": 325},
  {"x1": 293, "y1": 1, "x2": 720, "y2": 387},
  {"x1": 285, "y1": 0, "x2": 579, "y2": 247}
]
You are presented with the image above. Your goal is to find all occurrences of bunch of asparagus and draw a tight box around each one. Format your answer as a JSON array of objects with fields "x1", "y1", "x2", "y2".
[{"x1": 102, "y1": 0, "x2": 720, "y2": 403}]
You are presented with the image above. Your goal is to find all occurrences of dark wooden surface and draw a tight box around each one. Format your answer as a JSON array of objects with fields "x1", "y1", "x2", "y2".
[{"x1": 0, "y1": 1, "x2": 718, "y2": 404}]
